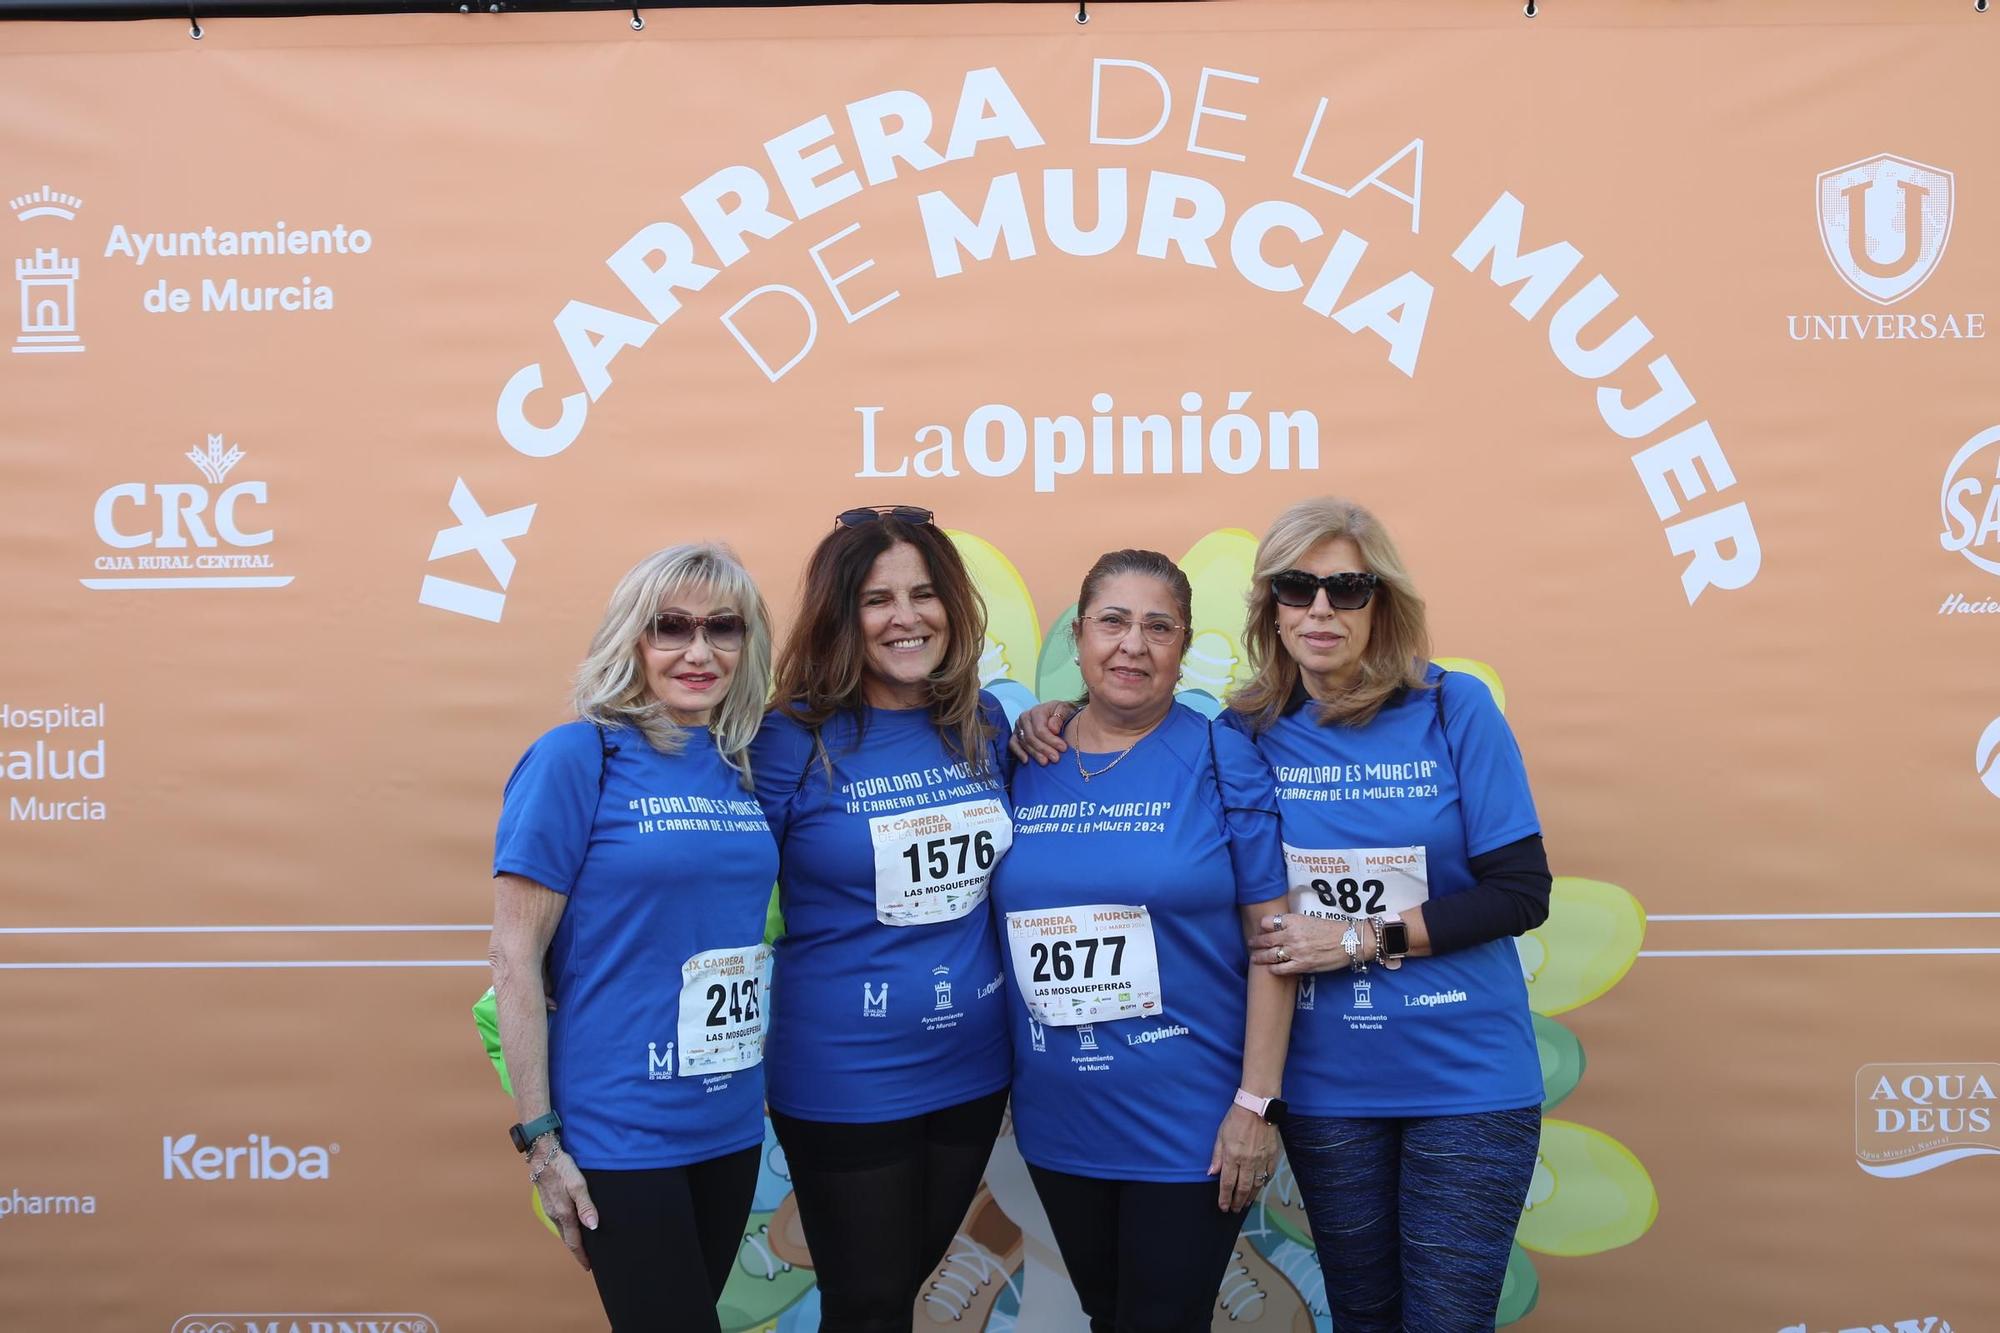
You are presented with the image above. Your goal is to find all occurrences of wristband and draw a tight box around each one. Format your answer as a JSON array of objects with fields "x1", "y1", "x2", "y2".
[{"x1": 510, "y1": 1109, "x2": 563, "y2": 1154}]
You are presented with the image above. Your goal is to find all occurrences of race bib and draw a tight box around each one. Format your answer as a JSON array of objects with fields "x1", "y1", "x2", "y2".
[
  {"x1": 870, "y1": 797, "x2": 1012, "y2": 926},
  {"x1": 676, "y1": 943, "x2": 772, "y2": 1076},
  {"x1": 1283, "y1": 844, "x2": 1430, "y2": 919},
  {"x1": 1004, "y1": 904, "x2": 1163, "y2": 1026}
]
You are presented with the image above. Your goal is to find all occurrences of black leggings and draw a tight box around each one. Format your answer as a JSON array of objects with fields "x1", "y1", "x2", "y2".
[
  {"x1": 1026, "y1": 1164, "x2": 1250, "y2": 1333},
  {"x1": 770, "y1": 1087, "x2": 1008, "y2": 1333},
  {"x1": 578, "y1": 1145, "x2": 761, "y2": 1333}
]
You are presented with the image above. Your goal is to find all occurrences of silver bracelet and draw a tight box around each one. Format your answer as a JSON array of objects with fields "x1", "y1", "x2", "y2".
[
  {"x1": 1339, "y1": 917, "x2": 1364, "y2": 972},
  {"x1": 1366, "y1": 914, "x2": 1384, "y2": 965},
  {"x1": 526, "y1": 1134, "x2": 561, "y2": 1184}
]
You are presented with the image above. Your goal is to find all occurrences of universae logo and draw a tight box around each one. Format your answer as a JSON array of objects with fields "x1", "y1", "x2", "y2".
[{"x1": 1816, "y1": 154, "x2": 1953, "y2": 306}]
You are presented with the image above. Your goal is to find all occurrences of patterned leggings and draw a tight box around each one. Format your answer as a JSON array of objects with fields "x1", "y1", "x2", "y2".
[{"x1": 1282, "y1": 1106, "x2": 1542, "y2": 1333}]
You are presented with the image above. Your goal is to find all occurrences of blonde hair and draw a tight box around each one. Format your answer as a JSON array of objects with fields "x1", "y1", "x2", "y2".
[
  {"x1": 1228, "y1": 497, "x2": 1431, "y2": 732},
  {"x1": 571, "y1": 543, "x2": 773, "y2": 788}
]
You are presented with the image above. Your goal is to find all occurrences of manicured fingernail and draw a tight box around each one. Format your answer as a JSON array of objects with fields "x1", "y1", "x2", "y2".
[{"x1": 581, "y1": 1212, "x2": 598, "y2": 1229}]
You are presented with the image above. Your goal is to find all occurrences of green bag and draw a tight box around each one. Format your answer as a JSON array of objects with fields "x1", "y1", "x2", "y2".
[{"x1": 472, "y1": 986, "x2": 512, "y2": 1096}]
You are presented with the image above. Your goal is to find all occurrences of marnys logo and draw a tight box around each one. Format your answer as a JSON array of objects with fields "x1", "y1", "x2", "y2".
[
  {"x1": 162, "y1": 1133, "x2": 337, "y2": 1182},
  {"x1": 84, "y1": 435, "x2": 292, "y2": 592},
  {"x1": 1784, "y1": 1312, "x2": 1952, "y2": 1320},
  {"x1": 1938, "y1": 427, "x2": 2000, "y2": 597},
  {"x1": 1853, "y1": 1063, "x2": 1999, "y2": 1178},
  {"x1": 1789, "y1": 154, "x2": 1981, "y2": 344},
  {"x1": 170, "y1": 1316, "x2": 437, "y2": 1333}
]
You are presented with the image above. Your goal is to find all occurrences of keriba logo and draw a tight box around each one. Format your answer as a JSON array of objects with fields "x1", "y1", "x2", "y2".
[{"x1": 162, "y1": 1133, "x2": 337, "y2": 1182}]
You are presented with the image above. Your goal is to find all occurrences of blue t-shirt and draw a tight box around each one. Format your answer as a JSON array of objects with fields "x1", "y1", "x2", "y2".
[
  {"x1": 750, "y1": 695, "x2": 1014, "y2": 1122},
  {"x1": 1220, "y1": 666, "x2": 1543, "y2": 1117},
  {"x1": 492, "y1": 721, "x2": 778, "y2": 1169},
  {"x1": 993, "y1": 703, "x2": 1288, "y2": 1183}
]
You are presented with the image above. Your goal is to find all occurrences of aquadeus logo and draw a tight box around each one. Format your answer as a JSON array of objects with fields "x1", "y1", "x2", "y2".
[
  {"x1": 85, "y1": 435, "x2": 292, "y2": 592},
  {"x1": 1854, "y1": 1063, "x2": 1999, "y2": 1178},
  {"x1": 1817, "y1": 154, "x2": 1954, "y2": 306},
  {"x1": 162, "y1": 1133, "x2": 337, "y2": 1182},
  {"x1": 170, "y1": 1317, "x2": 437, "y2": 1333}
]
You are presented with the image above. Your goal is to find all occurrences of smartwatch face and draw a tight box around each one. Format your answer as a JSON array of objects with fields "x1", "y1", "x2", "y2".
[{"x1": 1382, "y1": 921, "x2": 1410, "y2": 957}]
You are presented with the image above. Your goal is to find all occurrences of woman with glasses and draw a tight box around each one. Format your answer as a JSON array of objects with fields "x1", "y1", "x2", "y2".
[
  {"x1": 749, "y1": 505, "x2": 1015, "y2": 1333},
  {"x1": 1014, "y1": 501, "x2": 1550, "y2": 1332},
  {"x1": 488, "y1": 543, "x2": 778, "y2": 1333},
  {"x1": 1225, "y1": 496, "x2": 1548, "y2": 1333},
  {"x1": 993, "y1": 548, "x2": 1294, "y2": 1333}
]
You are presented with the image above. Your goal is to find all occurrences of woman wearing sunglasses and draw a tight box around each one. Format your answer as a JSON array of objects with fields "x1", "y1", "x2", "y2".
[
  {"x1": 1223, "y1": 496, "x2": 1549, "y2": 1333},
  {"x1": 749, "y1": 505, "x2": 1015, "y2": 1332},
  {"x1": 992, "y1": 548, "x2": 1294, "y2": 1333},
  {"x1": 488, "y1": 543, "x2": 778, "y2": 1332},
  {"x1": 1014, "y1": 499, "x2": 1549, "y2": 1331}
]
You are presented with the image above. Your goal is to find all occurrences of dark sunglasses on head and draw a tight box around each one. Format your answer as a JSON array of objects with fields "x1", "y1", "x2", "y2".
[
  {"x1": 1270, "y1": 569, "x2": 1380, "y2": 611},
  {"x1": 644, "y1": 611, "x2": 746, "y2": 652},
  {"x1": 834, "y1": 504, "x2": 935, "y2": 529}
]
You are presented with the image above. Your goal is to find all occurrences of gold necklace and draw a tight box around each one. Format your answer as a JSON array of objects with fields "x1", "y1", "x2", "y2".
[{"x1": 1072, "y1": 707, "x2": 1143, "y2": 782}]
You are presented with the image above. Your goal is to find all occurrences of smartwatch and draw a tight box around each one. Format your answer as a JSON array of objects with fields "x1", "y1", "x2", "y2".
[
  {"x1": 1379, "y1": 913, "x2": 1410, "y2": 969},
  {"x1": 509, "y1": 1109, "x2": 562, "y2": 1154},
  {"x1": 1233, "y1": 1088, "x2": 1290, "y2": 1126}
]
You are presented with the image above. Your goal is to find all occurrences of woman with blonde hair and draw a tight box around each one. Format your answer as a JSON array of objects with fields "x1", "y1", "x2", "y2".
[
  {"x1": 489, "y1": 542, "x2": 779, "y2": 1333},
  {"x1": 1229, "y1": 496, "x2": 1549, "y2": 1332},
  {"x1": 750, "y1": 505, "x2": 1017, "y2": 1333}
]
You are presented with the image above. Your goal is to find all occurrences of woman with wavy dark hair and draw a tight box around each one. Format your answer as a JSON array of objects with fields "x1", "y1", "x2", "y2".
[{"x1": 750, "y1": 505, "x2": 1015, "y2": 1332}]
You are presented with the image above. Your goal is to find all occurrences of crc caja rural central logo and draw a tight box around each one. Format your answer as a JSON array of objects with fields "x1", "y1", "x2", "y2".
[
  {"x1": 1816, "y1": 153, "x2": 1954, "y2": 306},
  {"x1": 84, "y1": 435, "x2": 292, "y2": 591}
]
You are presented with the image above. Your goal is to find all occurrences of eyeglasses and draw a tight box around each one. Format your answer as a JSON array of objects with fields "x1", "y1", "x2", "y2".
[
  {"x1": 834, "y1": 505, "x2": 934, "y2": 528},
  {"x1": 1078, "y1": 612, "x2": 1187, "y2": 646},
  {"x1": 644, "y1": 612, "x2": 746, "y2": 652},
  {"x1": 1270, "y1": 570, "x2": 1379, "y2": 611}
]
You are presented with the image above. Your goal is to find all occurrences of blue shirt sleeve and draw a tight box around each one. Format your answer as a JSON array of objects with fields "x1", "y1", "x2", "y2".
[
  {"x1": 493, "y1": 721, "x2": 605, "y2": 895},
  {"x1": 1439, "y1": 671, "x2": 1542, "y2": 857},
  {"x1": 1211, "y1": 720, "x2": 1288, "y2": 907},
  {"x1": 748, "y1": 709, "x2": 815, "y2": 845},
  {"x1": 978, "y1": 692, "x2": 1016, "y2": 788}
]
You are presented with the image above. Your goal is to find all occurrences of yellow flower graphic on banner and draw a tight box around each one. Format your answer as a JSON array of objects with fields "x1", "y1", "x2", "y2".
[{"x1": 1447, "y1": 661, "x2": 1656, "y2": 1325}]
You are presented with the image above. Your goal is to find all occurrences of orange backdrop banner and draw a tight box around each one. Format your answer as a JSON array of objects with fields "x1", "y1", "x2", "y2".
[{"x1": 2, "y1": 2, "x2": 1995, "y2": 1330}]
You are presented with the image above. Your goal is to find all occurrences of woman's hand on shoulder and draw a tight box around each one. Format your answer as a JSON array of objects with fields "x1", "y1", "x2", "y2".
[{"x1": 1007, "y1": 700, "x2": 1075, "y2": 766}]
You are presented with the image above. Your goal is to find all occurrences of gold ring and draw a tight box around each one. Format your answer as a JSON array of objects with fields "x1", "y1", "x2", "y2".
[{"x1": 1274, "y1": 946, "x2": 1290, "y2": 963}]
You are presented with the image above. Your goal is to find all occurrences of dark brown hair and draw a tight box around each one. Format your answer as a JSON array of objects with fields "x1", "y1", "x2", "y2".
[
  {"x1": 1067, "y1": 550, "x2": 1194, "y2": 710},
  {"x1": 773, "y1": 515, "x2": 995, "y2": 775}
]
